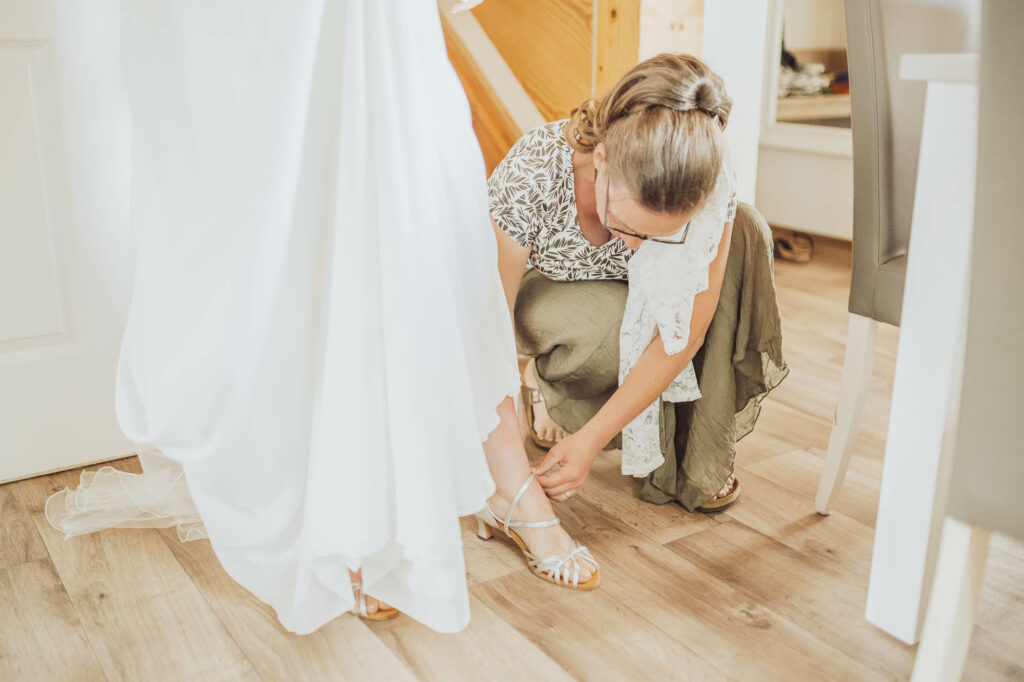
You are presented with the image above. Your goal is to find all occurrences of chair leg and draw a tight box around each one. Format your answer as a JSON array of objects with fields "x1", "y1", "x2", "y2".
[
  {"x1": 910, "y1": 517, "x2": 990, "y2": 682},
  {"x1": 816, "y1": 313, "x2": 878, "y2": 514}
]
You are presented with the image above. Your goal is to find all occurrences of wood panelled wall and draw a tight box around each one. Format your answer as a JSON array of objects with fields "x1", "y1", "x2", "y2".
[
  {"x1": 443, "y1": 0, "x2": 706, "y2": 172},
  {"x1": 470, "y1": 0, "x2": 592, "y2": 122},
  {"x1": 471, "y1": 0, "x2": 640, "y2": 122},
  {"x1": 596, "y1": 0, "x2": 642, "y2": 92},
  {"x1": 443, "y1": 19, "x2": 523, "y2": 174}
]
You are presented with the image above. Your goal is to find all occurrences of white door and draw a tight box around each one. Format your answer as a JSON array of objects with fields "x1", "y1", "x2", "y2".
[{"x1": 0, "y1": 0, "x2": 134, "y2": 483}]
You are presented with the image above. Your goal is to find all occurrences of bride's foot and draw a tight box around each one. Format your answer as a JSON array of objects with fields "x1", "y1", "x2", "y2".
[
  {"x1": 481, "y1": 397, "x2": 598, "y2": 589},
  {"x1": 348, "y1": 568, "x2": 398, "y2": 620},
  {"x1": 523, "y1": 359, "x2": 567, "y2": 447},
  {"x1": 481, "y1": 474, "x2": 598, "y2": 587}
]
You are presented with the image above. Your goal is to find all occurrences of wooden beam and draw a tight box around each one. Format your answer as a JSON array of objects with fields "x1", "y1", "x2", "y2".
[
  {"x1": 441, "y1": 14, "x2": 523, "y2": 173},
  {"x1": 595, "y1": 0, "x2": 641, "y2": 94}
]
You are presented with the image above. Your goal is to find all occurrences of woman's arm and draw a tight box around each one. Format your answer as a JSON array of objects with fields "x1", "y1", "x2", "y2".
[
  {"x1": 493, "y1": 216, "x2": 531, "y2": 319},
  {"x1": 535, "y1": 220, "x2": 735, "y2": 498}
]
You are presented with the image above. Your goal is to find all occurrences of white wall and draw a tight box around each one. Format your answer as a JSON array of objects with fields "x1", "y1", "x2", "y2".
[{"x1": 701, "y1": 0, "x2": 772, "y2": 204}]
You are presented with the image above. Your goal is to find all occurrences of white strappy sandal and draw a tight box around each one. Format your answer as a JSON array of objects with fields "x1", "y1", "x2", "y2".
[
  {"x1": 349, "y1": 579, "x2": 400, "y2": 621},
  {"x1": 475, "y1": 472, "x2": 600, "y2": 590}
]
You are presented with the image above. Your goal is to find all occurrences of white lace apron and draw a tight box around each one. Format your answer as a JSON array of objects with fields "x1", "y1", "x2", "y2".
[{"x1": 618, "y1": 154, "x2": 738, "y2": 476}]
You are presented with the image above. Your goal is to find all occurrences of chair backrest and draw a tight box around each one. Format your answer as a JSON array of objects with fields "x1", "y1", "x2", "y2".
[
  {"x1": 947, "y1": 0, "x2": 1024, "y2": 542},
  {"x1": 844, "y1": 0, "x2": 979, "y2": 324}
]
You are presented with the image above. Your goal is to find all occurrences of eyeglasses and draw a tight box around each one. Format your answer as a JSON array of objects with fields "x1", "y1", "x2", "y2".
[{"x1": 603, "y1": 175, "x2": 690, "y2": 245}]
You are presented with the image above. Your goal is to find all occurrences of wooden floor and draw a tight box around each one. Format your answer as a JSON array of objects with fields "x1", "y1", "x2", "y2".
[{"x1": 2, "y1": 242, "x2": 1022, "y2": 681}]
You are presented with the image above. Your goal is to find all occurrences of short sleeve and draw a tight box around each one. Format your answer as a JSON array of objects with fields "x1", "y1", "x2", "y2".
[
  {"x1": 628, "y1": 155, "x2": 739, "y2": 356},
  {"x1": 487, "y1": 129, "x2": 549, "y2": 248}
]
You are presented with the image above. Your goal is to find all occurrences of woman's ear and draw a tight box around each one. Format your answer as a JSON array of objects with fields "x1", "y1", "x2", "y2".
[{"x1": 593, "y1": 142, "x2": 607, "y2": 173}]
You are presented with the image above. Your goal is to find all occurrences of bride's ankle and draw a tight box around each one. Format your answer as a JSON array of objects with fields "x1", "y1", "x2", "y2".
[
  {"x1": 489, "y1": 472, "x2": 532, "y2": 506},
  {"x1": 488, "y1": 478, "x2": 551, "y2": 517}
]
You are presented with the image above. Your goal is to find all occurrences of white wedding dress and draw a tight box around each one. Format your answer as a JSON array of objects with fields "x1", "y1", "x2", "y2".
[{"x1": 45, "y1": 0, "x2": 519, "y2": 635}]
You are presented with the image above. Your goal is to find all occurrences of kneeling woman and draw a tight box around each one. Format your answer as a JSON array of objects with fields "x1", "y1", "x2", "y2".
[{"x1": 486, "y1": 53, "x2": 787, "y2": 513}]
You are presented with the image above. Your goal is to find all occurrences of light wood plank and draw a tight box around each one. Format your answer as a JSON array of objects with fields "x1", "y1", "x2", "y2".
[
  {"x1": 639, "y1": 0, "x2": 704, "y2": 61},
  {"x1": 0, "y1": 558, "x2": 107, "y2": 682},
  {"x1": 459, "y1": 515, "x2": 530, "y2": 587},
  {"x1": 156, "y1": 527, "x2": 415, "y2": 682},
  {"x1": 18, "y1": 470, "x2": 257, "y2": 682},
  {"x1": 0, "y1": 480, "x2": 49, "y2": 570},
  {"x1": 579, "y1": 447, "x2": 725, "y2": 544},
  {"x1": 472, "y1": 0, "x2": 593, "y2": 120},
  {"x1": 963, "y1": 533, "x2": 1024, "y2": 681},
  {"x1": 725, "y1": 465, "x2": 876, "y2": 581},
  {"x1": 548, "y1": 497, "x2": 879, "y2": 680},
  {"x1": 748, "y1": 449, "x2": 881, "y2": 529},
  {"x1": 595, "y1": 0, "x2": 641, "y2": 93},
  {"x1": 442, "y1": 14, "x2": 522, "y2": 174},
  {"x1": 473, "y1": 568, "x2": 728, "y2": 680},
  {"x1": 669, "y1": 520, "x2": 914, "y2": 678},
  {"x1": 372, "y1": 592, "x2": 575, "y2": 682}
]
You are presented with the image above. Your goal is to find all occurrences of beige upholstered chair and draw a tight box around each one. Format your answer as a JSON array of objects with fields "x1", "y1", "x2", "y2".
[
  {"x1": 815, "y1": 0, "x2": 977, "y2": 514},
  {"x1": 911, "y1": 3, "x2": 1024, "y2": 677}
]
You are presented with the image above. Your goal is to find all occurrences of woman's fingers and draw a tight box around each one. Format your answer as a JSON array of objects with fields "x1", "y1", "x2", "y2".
[
  {"x1": 538, "y1": 463, "x2": 583, "y2": 493},
  {"x1": 532, "y1": 445, "x2": 563, "y2": 477},
  {"x1": 537, "y1": 464, "x2": 574, "y2": 489},
  {"x1": 543, "y1": 480, "x2": 582, "y2": 499}
]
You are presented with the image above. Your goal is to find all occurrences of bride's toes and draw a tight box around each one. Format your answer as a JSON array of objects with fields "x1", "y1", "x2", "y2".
[{"x1": 575, "y1": 558, "x2": 596, "y2": 582}]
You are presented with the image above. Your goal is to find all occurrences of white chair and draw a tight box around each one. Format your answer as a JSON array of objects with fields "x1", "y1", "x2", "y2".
[
  {"x1": 816, "y1": 0, "x2": 978, "y2": 515},
  {"x1": 912, "y1": 2, "x2": 1024, "y2": 678}
]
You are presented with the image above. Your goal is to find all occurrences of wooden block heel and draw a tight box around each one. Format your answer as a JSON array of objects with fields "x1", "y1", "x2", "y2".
[{"x1": 476, "y1": 514, "x2": 494, "y2": 540}]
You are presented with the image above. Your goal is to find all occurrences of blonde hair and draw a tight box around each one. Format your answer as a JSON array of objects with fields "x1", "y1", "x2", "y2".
[{"x1": 567, "y1": 53, "x2": 731, "y2": 215}]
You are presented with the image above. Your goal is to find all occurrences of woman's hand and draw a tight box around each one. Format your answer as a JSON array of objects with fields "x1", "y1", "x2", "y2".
[{"x1": 532, "y1": 430, "x2": 604, "y2": 501}]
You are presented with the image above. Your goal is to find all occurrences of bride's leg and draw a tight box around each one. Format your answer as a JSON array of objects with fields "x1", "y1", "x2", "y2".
[
  {"x1": 347, "y1": 568, "x2": 393, "y2": 614},
  {"x1": 482, "y1": 397, "x2": 595, "y2": 580}
]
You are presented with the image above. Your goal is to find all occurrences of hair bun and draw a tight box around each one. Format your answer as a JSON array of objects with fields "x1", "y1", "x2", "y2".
[
  {"x1": 686, "y1": 77, "x2": 728, "y2": 127},
  {"x1": 693, "y1": 81, "x2": 715, "y2": 112}
]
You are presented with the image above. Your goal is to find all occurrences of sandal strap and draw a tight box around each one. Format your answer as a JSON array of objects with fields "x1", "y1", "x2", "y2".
[
  {"x1": 351, "y1": 580, "x2": 368, "y2": 617},
  {"x1": 527, "y1": 541, "x2": 598, "y2": 588},
  {"x1": 510, "y1": 518, "x2": 561, "y2": 529},
  {"x1": 505, "y1": 472, "x2": 534, "y2": 531},
  {"x1": 483, "y1": 472, "x2": 561, "y2": 536}
]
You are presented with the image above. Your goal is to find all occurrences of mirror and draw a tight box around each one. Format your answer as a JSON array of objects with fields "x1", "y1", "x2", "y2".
[{"x1": 776, "y1": 0, "x2": 850, "y2": 129}]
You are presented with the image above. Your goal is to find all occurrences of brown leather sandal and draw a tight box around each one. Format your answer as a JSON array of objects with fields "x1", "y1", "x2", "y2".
[
  {"x1": 696, "y1": 476, "x2": 741, "y2": 513},
  {"x1": 523, "y1": 386, "x2": 557, "y2": 450}
]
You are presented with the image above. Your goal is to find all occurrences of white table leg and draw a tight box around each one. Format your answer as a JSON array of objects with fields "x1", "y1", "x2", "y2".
[
  {"x1": 865, "y1": 75, "x2": 978, "y2": 644},
  {"x1": 910, "y1": 517, "x2": 991, "y2": 682}
]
